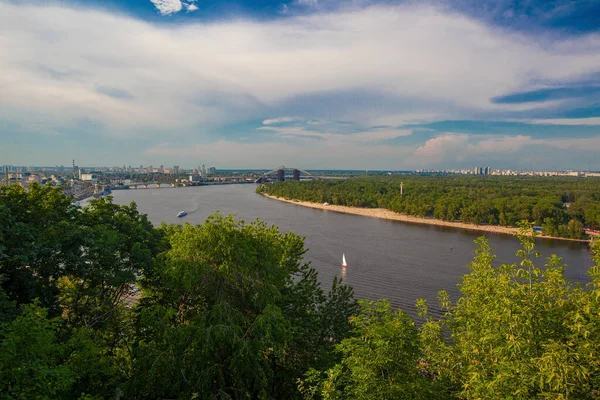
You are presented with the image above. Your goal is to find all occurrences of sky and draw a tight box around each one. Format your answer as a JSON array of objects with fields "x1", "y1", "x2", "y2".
[{"x1": 0, "y1": 0, "x2": 599, "y2": 170}]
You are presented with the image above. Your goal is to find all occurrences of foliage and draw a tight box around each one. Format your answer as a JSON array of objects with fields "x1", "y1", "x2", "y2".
[
  {"x1": 0, "y1": 184, "x2": 85, "y2": 314},
  {"x1": 0, "y1": 185, "x2": 162, "y2": 398},
  {"x1": 60, "y1": 196, "x2": 164, "y2": 329},
  {"x1": 300, "y1": 300, "x2": 452, "y2": 400},
  {"x1": 418, "y1": 232, "x2": 600, "y2": 399},
  {"x1": 2, "y1": 183, "x2": 600, "y2": 399},
  {"x1": 0, "y1": 302, "x2": 74, "y2": 399},
  {"x1": 258, "y1": 175, "x2": 600, "y2": 238},
  {"x1": 127, "y1": 213, "x2": 357, "y2": 399}
]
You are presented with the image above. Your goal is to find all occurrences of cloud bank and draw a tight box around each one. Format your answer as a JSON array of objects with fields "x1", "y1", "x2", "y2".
[{"x1": 0, "y1": 2, "x2": 599, "y2": 168}]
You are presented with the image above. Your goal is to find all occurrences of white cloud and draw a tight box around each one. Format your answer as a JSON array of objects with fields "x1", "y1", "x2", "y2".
[
  {"x1": 1, "y1": 2, "x2": 599, "y2": 167},
  {"x1": 412, "y1": 134, "x2": 470, "y2": 162},
  {"x1": 530, "y1": 118, "x2": 600, "y2": 126},
  {"x1": 149, "y1": 0, "x2": 183, "y2": 15},
  {"x1": 410, "y1": 134, "x2": 537, "y2": 167},
  {"x1": 409, "y1": 133, "x2": 600, "y2": 169},
  {"x1": 258, "y1": 119, "x2": 412, "y2": 142},
  {"x1": 184, "y1": 3, "x2": 199, "y2": 12},
  {"x1": 263, "y1": 117, "x2": 303, "y2": 125}
]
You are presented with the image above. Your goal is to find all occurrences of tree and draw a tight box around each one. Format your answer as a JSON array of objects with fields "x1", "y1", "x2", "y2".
[
  {"x1": 0, "y1": 184, "x2": 85, "y2": 315},
  {"x1": 257, "y1": 175, "x2": 600, "y2": 239},
  {"x1": 567, "y1": 218, "x2": 584, "y2": 239},
  {"x1": 127, "y1": 213, "x2": 357, "y2": 399},
  {"x1": 0, "y1": 303, "x2": 74, "y2": 399},
  {"x1": 59, "y1": 196, "x2": 164, "y2": 330},
  {"x1": 418, "y1": 228, "x2": 600, "y2": 399},
  {"x1": 299, "y1": 300, "x2": 451, "y2": 400}
]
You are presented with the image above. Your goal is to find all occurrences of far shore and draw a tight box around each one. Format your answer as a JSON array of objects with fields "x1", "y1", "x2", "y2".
[{"x1": 261, "y1": 194, "x2": 591, "y2": 243}]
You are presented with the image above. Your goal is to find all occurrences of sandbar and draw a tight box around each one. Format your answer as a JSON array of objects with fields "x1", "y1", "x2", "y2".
[{"x1": 261, "y1": 194, "x2": 591, "y2": 243}]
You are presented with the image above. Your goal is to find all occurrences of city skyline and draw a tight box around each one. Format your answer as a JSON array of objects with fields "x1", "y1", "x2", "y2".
[{"x1": 1, "y1": 0, "x2": 599, "y2": 170}]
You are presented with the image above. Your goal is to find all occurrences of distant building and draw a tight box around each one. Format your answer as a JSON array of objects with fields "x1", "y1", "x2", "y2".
[
  {"x1": 189, "y1": 175, "x2": 201, "y2": 182},
  {"x1": 173, "y1": 165, "x2": 180, "y2": 175},
  {"x1": 80, "y1": 173, "x2": 98, "y2": 182},
  {"x1": 208, "y1": 167, "x2": 216, "y2": 175}
]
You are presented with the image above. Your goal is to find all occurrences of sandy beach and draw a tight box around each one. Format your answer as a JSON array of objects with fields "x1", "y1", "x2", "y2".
[{"x1": 261, "y1": 194, "x2": 591, "y2": 243}]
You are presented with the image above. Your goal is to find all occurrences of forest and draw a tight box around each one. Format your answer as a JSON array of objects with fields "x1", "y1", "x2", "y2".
[
  {"x1": 257, "y1": 175, "x2": 600, "y2": 239},
  {"x1": 1, "y1": 183, "x2": 599, "y2": 399}
]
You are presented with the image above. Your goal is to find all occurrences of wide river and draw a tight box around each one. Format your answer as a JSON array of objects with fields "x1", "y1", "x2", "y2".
[{"x1": 111, "y1": 184, "x2": 595, "y2": 318}]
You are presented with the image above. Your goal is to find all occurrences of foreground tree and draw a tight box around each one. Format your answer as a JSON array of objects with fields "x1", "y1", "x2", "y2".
[
  {"x1": 418, "y1": 228, "x2": 600, "y2": 399},
  {"x1": 127, "y1": 213, "x2": 357, "y2": 399},
  {"x1": 59, "y1": 196, "x2": 164, "y2": 329},
  {"x1": 300, "y1": 300, "x2": 452, "y2": 400},
  {"x1": 0, "y1": 302, "x2": 73, "y2": 400},
  {"x1": 0, "y1": 187, "x2": 163, "y2": 398},
  {"x1": 0, "y1": 184, "x2": 85, "y2": 314}
]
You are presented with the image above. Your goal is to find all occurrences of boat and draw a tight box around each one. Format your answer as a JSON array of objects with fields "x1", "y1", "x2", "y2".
[
  {"x1": 177, "y1": 211, "x2": 187, "y2": 218},
  {"x1": 342, "y1": 253, "x2": 347, "y2": 268}
]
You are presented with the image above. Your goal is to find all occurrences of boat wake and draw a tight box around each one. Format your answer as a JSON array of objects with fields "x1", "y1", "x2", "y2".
[{"x1": 186, "y1": 191, "x2": 206, "y2": 215}]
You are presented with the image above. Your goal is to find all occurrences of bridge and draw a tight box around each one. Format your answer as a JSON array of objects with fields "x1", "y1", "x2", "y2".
[
  {"x1": 115, "y1": 180, "x2": 254, "y2": 190},
  {"x1": 255, "y1": 166, "x2": 316, "y2": 183},
  {"x1": 123, "y1": 181, "x2": 192, "y2": 189}
]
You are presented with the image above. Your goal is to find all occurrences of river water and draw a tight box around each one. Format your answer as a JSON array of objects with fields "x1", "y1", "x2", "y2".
[{"x1": 111, "y1": 184, "x2": 594, "y2": 318}]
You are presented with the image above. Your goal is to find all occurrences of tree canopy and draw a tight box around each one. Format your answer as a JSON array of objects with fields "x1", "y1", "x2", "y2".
[
  {"x1": 258, "y1": 175, "x2": 600, "y2": 239},
  {"x1": 1, "y1": 183, "x2": 599, "y2": 399}
]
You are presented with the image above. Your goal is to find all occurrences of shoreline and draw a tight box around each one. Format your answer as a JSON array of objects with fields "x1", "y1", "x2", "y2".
[{"x1": 261, "y1": 194, "x2": 591, "y2": 243}]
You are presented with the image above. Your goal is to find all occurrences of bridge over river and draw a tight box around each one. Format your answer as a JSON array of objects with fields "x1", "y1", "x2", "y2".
[
  {"x1": 113, "y1": 180, "x2": 255, "y2": 190},
  {"x1": 254, "y1": 166, "x2": 317, "y2": 183}
]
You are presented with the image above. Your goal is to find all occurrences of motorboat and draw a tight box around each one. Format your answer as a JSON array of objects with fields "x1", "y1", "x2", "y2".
[{"x1": 177, "y1": 211, "x2": 187, "y2": 218}]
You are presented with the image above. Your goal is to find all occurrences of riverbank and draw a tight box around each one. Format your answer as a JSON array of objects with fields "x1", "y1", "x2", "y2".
[{"x1": 261, "y1": 194, "x2": 591, "y2": 243}]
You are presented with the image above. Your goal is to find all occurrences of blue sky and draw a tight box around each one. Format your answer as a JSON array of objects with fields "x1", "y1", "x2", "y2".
[{"x1": 1, "y1": 0, "x2": 599, "y2": 170}]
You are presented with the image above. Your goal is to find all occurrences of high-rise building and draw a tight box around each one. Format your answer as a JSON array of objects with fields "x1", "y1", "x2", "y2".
[
  {"x1": 173, "y1": 165, "x2": 180, "y2": 175},
  {"x1": 72, "y1": 160, "x2": 79, "y2": 179}
]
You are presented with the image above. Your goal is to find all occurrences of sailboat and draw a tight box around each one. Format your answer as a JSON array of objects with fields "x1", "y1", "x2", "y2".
[{"x1": 342, "y1": 253, "x2": 347, "y2": 268}]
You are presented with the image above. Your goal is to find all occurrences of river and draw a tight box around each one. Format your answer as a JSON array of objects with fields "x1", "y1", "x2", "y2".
[{"x1": 110, "y1": 184, "x2": 594, "y2": 318}]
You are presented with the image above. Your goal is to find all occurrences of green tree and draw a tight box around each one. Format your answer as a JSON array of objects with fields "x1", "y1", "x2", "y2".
[
  {"x1": 128, "y1": 213, "x2": 356, "y2": 399},
  {"x1": 257, "y1": 175, "x2": 600, "y2": 239},
  {"x1": 0, "y1": 303, "x2": 74, "y2": 399},
  {"x1": 418, "y1": 230, "x2": 600, "y2": 399},
  {"x1": 60, "y1": 196, "x2": 164, "y2": 330},
  {"x1": 300, "y1": 300, "x2": 451, "y2": 400},
  {"x1": 567, "y1": 218, "x2": 584, "y2": 239},
  {"x1": 0, "y1": 184, "x2": 85, "y2": 314}
]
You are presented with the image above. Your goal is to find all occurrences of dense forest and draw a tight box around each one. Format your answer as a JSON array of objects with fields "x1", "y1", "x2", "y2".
[
  {"x1": 257, "y1": 175, "x2": 600, "y2": 239},
  {"x1": 1, "y1": 184, "x2": 600, "y2": 399}
]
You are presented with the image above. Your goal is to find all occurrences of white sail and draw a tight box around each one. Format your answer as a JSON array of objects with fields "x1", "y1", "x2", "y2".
[{"x1": 342, "y1": 253, "x2": 347, "y2": 267}]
